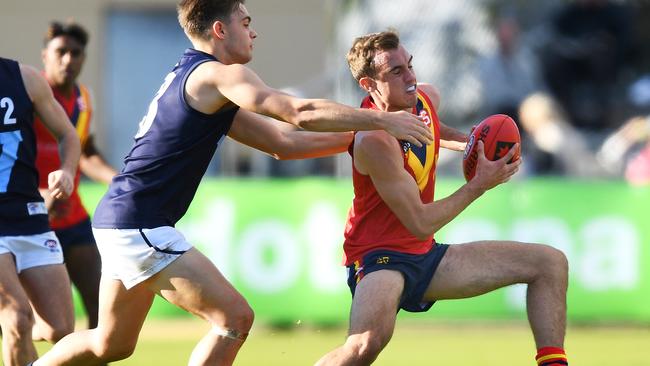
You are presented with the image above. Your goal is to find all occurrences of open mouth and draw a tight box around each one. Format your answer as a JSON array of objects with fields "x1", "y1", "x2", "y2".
[{"x1": 406, "y1": 85, "x2": 416, "y2": 93}]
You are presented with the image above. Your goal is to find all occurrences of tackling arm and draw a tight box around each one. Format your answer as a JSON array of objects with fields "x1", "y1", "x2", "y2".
[
  {"x1": 229, "y1": 109, "x2": 353, "y2": 160},
  {"x1": 208, "y1": 62, "x2": 432, "y2": 147}
]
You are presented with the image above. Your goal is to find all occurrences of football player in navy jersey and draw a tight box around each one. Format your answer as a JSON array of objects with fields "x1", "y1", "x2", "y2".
[
  {"x1": 0, "y1": 58, "x2": 80, "y2": 366},
  {"x1": 33, "y1": 1, "x2": 435, "y2": 366}
]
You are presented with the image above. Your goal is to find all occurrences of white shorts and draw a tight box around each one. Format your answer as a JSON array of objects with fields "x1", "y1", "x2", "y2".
[
  {"x1": 93, "y1": 226, "x2": 192, "y2": 289},
  {"x1": 0, "y1": 231, "x2": 63, "y2": 273}
]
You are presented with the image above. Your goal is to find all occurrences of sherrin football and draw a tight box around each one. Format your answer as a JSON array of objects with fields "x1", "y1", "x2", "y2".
[{"x1": 462, "y1": 114, "x2": 521, "y2": 181}]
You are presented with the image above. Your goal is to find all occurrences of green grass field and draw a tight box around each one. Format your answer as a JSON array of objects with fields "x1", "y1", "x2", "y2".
[{"x1": 22, "y1": 318, "x2": 650, "y2": 365}]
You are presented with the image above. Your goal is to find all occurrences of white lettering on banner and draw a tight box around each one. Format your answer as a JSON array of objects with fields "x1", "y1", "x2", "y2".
[
  {"x1": 237, "y1": 221, "x2": 300, "y2": 293},
  {"x1": 303, "y1": 202, "x2": 347, "y2": 292},
  {"x1": 181, "y1": 198, "x2": 641, "y2": 300},
  {"x1": 578, "y1": 217, "x2": 639, "y2": 291}
]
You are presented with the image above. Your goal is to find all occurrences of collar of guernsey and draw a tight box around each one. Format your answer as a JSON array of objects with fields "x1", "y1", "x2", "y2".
[{"x1": 359, "y1": 89, "x2": 441, "y2": 195}]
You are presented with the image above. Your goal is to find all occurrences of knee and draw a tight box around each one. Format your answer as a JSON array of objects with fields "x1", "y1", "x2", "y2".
[
  {"x1": 1, "y1": 306, "x2": 34, "y2": 340},
  {"x1": 92, "y1": 331, "x2": 137, "y2": 362},
  {"x1": 344, "y1": 333, "x2": 385, "y2": 364},
  {"x1": 228, "y1": 300, "x2": 255, "y2": 333},
  {"x1": 535, "y1": 245, "x2": 569, "y2": 283}
]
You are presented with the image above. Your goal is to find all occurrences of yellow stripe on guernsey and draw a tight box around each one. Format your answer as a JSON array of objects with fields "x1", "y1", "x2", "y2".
[
  {"x1": 536, "y1": 354, "x2": 566, "y2": 364},
  {"x1": 406, "y1": 92, "x2": 437, "y2": 192},
  {"x1": 75, "y1": 84, "x2": 92, "y2": 148}
]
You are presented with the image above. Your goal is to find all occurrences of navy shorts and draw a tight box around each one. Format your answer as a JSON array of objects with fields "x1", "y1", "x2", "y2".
[
  {"x1": 347, "y1": 243, "x2": 449, "y2": 313},
  {"x1": 54, "y1": 217, "x2": 96, "y2": 248}
]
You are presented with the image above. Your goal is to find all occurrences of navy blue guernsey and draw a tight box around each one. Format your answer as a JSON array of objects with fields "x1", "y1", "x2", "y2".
[
  {"x1": 0, "y1": 58, "x2": 49, "y2": 235},
  {"x1": 93, "y1": 49, "x2": 239, "y2": 229}
]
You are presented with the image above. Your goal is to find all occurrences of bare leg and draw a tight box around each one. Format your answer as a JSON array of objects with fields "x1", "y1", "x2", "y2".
[
  {"x1": 315, "y1": 270, "x2": 403, "y2": 366},
  {"x1": 21, "y1": 263, "x2": 74, "y2": 344},
  {"x1": 425, "y1": 241, "x2": 568, "y2": 348},
  {"x1": 62, "y1": 244, "x2": 102, "y2": 329},
  {"x1": 0, "y1": 254, "x2": 37, "y2": 366},
  {"x1": 34, "y1": 276, "x2": 155, "y2": 366},
  {"x1": 148, "y1": 248, "x2": 254, "y2": 366}
]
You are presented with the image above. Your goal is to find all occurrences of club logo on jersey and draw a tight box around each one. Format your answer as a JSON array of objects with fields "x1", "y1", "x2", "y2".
[
  {"x1": 418, "y1": 110, "x2": 431, "y2": 127},
  {"x1": 376, "y1": 256, "x2": 390, "y2": 264},
  {"x1": 26, "y1": 202, "x2": 47, "y2": 216},
  {"x1": 43, "y1": 239, "x2": 60, "y2": 253}
]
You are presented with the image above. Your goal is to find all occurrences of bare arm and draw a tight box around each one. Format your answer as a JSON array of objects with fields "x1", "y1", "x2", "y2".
[
  {"x1": 355, "y1": 133, "x2": 520, "y2": 240},
  {"x1": 21, "y1": 64, "x2": 80, "y2": 199},
  {"x1": 79, "y1": 135, "x2": 117, "y2": 184},
  {"x1": 228, "y1": 109, "x2": 353, "y2": 160},
  {"x1": 187, "y1": 62, "x2": 432, "y2": 147},
  {"x1": 418, "y1": 82, "x2": 467, "y2": 151}
]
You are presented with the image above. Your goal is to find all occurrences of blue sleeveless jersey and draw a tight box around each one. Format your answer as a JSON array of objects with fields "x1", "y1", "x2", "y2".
[
  {"x1": 93, "y1": 49, "x2": 239, "y2": 229},
  {"x1": 0, "y1": 58, "x2": 50, "y2": 235}
]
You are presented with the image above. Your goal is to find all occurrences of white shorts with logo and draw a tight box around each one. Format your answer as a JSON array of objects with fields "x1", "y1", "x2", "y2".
[
  {"x1": 0, "y1": 231, "x2": 63, "y2": 273},
  {"x1": 93, "y1": 226, "x2": 192, "y2": 289}
]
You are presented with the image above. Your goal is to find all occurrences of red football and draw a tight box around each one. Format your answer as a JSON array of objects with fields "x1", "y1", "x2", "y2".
[{"x1": 462, "y1": 114, "x2": 521, "y2": 181}]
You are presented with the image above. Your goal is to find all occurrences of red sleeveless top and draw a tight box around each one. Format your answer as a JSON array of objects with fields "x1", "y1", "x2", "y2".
[
  {"x1": 34, "y1": 83, "x2": 92, "y2": 229},
  {"x1": 343, "y1": 89, "x2": 441, "y2": 265}
]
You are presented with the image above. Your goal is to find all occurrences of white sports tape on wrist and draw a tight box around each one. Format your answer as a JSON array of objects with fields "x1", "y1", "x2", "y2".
[{"x1": 211, "y1": 326, "x2": 248, "y2": 341}]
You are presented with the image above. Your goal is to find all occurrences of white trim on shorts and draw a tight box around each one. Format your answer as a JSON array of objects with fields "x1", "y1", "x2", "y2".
[
  {"x1": 92, "y1": 226, "x2": 192, "y2": 289},
  {"x1": 0, "y1": 231, "x2": 63, "y2": 273}
]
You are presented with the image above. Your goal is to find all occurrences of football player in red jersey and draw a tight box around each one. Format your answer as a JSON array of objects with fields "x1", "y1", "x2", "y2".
[
  {"x1": 34, "y1": 21, "x2": 117, "y2": 333},
  {"x1": 316, "y1": 31, "x2": 569, "y2": 366}
]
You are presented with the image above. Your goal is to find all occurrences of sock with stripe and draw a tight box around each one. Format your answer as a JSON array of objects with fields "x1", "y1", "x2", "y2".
[{"x1": 536, "y1": 346, "x2": 568, "y2": 366}]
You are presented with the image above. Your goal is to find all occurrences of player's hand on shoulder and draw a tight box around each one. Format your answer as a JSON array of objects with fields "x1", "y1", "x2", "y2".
[
  {"x1": 382, "y1": 110, "x2": 433, "y2": 148},
  {"x1": 470, "y1": 141, "x2": 521, "y2": 191},
  {"x1": 47, "y1": 169, "x2": 74, "y2": 200}
]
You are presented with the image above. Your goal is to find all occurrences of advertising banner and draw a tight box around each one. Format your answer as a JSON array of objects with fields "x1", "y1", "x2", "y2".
[{"x1": 79, "y1": 178, "x2": 650, "y2": 323}]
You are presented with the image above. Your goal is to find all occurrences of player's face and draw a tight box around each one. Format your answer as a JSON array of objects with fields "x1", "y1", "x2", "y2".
[
  {"x1": 372, "y1": 45, "x2": 417, "y2": 111},
  {"x1": 224, "y1": 3, "x2": 257, "y2": 64},
  {"x1": 42, "y1": 35, "x2": 86, "y2": 88}
]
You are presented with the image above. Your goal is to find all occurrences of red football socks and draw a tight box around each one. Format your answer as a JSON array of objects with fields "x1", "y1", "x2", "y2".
[{"x1": 536, "y1": 346, "x2": 568, "y2": 365}]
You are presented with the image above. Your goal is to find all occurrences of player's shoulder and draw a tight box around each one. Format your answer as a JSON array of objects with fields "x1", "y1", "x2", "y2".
[
  {"x1": 19, "y1": 64, "x2": 49, "y2": 102},
  {"x1": 417, "y1": 83, "x2": 440, "y2": 109},
  {"x1": 355, "y1": 130, "x2": 399, "y2": 157}
]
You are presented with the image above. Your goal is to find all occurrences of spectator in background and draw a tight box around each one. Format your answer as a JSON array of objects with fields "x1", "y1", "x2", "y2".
[
  {"x1": 540, "y1": 0, "x2": 636, "y2": 134},
  {"x1": 597, "y1": 115, "x2": 650, "y2": 185},
  {"x1": 476, "y1": 12, "x2": 601, "y2": 176},
  {"x1": 35, "y1": 21, "x2": 116, "y2": 332}
]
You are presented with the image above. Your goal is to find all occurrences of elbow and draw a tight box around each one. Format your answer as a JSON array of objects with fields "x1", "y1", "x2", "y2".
[{"x1": 406, "y1": 221, "x2": 432, "y2": 241}]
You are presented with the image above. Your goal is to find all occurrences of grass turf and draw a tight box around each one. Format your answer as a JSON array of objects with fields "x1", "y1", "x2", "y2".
[{"x1": 23, "y1": 319, "x2": 650, "y2": 365}]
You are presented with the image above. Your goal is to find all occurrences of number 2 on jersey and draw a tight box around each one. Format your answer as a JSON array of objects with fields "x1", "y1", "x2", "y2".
[{"x1": 1, "y1": 97, "x2": 21, "y2": 192}]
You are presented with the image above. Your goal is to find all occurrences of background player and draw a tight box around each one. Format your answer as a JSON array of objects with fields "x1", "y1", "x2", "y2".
[
  {"x1": 0, "y1": 58, "x2": 80, "y2": 366},
  {"x1": 31, "y1": 1, "x2": 433, "y2": 365},
  {"x1": 34, "y1": 20, "x2": 116, "y2": 333},
  {"x1": 315, "y1": 31, "x2": 569, "y2": 366}
]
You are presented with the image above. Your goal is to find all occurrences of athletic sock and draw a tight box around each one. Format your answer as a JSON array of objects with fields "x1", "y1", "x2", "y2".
[{"x1": 536, "y1": 346, "x2": 568, "y2": 366}]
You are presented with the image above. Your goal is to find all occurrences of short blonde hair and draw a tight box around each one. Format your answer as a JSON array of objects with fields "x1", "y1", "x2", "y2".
[{"x1": 346, "y1": 30, "x2": 400, "y2": 81}]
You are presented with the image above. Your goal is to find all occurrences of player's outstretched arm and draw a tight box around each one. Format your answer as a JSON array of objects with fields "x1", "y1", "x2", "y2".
[
  {"x1": 203, "y1": 62, "x2": 432, "y2": 147},
  {"x1": 357, "y1": 135, "x2": 519, "y2": 239},
  {"x1": 79, "y1": 135, "x2": 117, "y2": 184},
  {"x1": 229, "y1": 109, "x2": 353, "y2": 160},
  {"x1": 21, "y1": 64, "x2": 80, "y2": 199}
]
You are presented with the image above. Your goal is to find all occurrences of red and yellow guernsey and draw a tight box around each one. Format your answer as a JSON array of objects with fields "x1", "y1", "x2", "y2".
[
  {"x1": 343, "y1": 89, "x2": 441, "y2": 265},
  {"x1": 33, "y1": 83, "x2": 92, "y2": 229}
]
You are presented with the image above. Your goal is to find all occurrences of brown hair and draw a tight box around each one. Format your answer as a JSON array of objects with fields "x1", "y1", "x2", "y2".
[
  {"x1": 178, "y1": 0, "x2": 245, "y2": 40},
  {"x1": 346, "y1": 30, "x2": 400, "y2": 81},
  {"x1": 43, "y1": 21, "x2": 89, "y2": 48}
]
